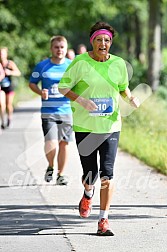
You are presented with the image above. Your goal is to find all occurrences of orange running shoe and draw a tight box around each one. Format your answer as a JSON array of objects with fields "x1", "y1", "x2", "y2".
[
  {"x1": 79, "y1": 194, "x2": 93, "y2": 218},
  {"x1": 97, "y1": 218, "x2": 114, "y2": 236}
]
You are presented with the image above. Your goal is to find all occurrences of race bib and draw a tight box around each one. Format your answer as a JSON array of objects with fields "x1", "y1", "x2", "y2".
[
  {"x1": 89, "y1": 98, "x2": 113, "y2": 116},
  {"x1": 1, "y1": 78, "x2": 10, "y2": 88},
  {"x1": 48, "y1": 83, "x2": 63, "y2": 98}
]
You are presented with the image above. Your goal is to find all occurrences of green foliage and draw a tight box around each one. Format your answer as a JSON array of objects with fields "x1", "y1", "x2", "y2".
[
  {"x1": 162, "y1": 48, "x2": 167, "y2": 64},
  {"x1": 0, "y1": 0, "x2": 166, "y2": 100},
  {"x1": 0, "y1": 5, "x2": 20, "y2": 31},
  {"x1": 13, "y1": 77, "x2": 37, "y2": 105},
  {"x1": 156, "y1": 86, "x2": 167, "y2": 100},
  {"x1": 128, "y1": 59, "x2": 147, "y2": 90},
  {"x1": 156, "y1": 71, "x2": 167, "y2": 99},
  {"x1": 157, "y1": 49, "x2": 167, "y2": 100},
  {"x1": 120, "y1": 95, "x2": 167, "y2": 174}
]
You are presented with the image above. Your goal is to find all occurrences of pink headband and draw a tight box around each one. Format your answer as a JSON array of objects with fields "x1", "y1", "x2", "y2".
[{"x1": 90, "y1": 29, "x2": 113, "y2": 44}]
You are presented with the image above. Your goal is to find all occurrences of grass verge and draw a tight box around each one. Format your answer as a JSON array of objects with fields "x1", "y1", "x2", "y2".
[{"x1": 119, "y1": 94, "x2": 167, "y2": 175}]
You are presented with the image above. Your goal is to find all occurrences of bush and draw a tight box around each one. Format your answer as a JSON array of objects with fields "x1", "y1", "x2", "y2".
[
  {"x1": 128, "y1": 59, "x2": 147, "y2": 90},
  {"x1": 157, "y1": 64, "x2": 167, "y2": 100}
]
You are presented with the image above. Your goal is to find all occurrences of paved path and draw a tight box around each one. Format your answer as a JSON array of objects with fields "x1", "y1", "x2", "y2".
[{"x1": 0, "y1": 98, "x2": 167, "y2": 252}]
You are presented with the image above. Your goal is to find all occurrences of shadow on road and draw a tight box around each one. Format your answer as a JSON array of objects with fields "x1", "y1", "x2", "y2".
[{"x1": 0, "y1": 204, "x2": 166, "y2": 236}]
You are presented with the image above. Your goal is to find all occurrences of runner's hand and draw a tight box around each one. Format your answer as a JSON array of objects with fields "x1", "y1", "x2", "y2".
[
  {"x1": 129, "y1": 96, "x2": 140, "y2": 108},
  {"x1": 76, "y1": 96, "x2": 98, "y2": 111},
  {"x1": 42, "y1": 89, "x2": 48, "y2": 100},
  {"x1": 5, "y1": 69, "x2": 12, "y2": 76}
]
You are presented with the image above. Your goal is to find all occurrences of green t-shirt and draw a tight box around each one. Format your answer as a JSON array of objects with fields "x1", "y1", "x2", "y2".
[{"x1": 59, "y1": 52, "x2": 129, "y2": 133}]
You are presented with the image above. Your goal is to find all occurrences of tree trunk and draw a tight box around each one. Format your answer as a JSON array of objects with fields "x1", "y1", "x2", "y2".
[
  {"x1": 148, "y1": 0, "x2": 162, "y2": 91},
  {"x1": 134, "y1": 12, "x2": 141, "y2": 60}
]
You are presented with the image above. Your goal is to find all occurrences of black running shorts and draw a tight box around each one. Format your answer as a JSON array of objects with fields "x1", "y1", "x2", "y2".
[{"x1": 75, "y1": 132, "x2": 120, "y2": 185}]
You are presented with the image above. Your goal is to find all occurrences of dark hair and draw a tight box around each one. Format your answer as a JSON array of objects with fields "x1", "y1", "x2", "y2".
[{"x1": 89, "y1": 21, "x2": 116, "y2": 38}]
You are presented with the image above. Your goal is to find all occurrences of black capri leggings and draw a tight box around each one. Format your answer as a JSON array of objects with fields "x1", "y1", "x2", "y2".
[{"x1": 75, "y1": 132, "x2": 120, "y2": 185}]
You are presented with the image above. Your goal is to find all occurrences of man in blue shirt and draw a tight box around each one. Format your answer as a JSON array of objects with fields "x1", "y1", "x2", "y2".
[{"x1": 29, "y1": 35, "x2": 72, "y2": 185}]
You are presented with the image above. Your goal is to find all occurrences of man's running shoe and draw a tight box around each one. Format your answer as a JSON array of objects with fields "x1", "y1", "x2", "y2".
[
  {"x1": 56, "y1": 174, "x2": 68, "y2": 185},
  {"x1": 97, "y1": 218, "x2": 114, "y2": 236},
  {"x1": 1, "y1": 124, "x2": 5, "y2": 130},
  {"x1": 79, "y1": 189, "x2": 94, "y2": 218},
  {"x1": 44, "y1": 166, "x2": 54, "y2": 182},
  {"x1": 7, "y1": 119, "x2": 12, "y2": 128}
]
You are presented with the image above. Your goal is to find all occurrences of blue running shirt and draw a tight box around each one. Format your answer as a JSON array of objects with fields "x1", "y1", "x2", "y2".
[{"x1": 30, "y1": 58, "x2": 72, "y2": 115}]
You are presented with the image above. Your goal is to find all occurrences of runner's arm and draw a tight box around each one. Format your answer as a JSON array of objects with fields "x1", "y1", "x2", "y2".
[
  {"x1": 58, "y1": 87, "x2": 97, "y2": 111},
  {"x1": 120, "y1": 87, "x2": 140, "y2": 108},
  {"x1": 29, "y1": 83, "x2": 48, "y2": 100},
  {"x1": 6, "y1": 61, "x2": 21, "y2": 76},
  {"x1": 0, "y1": 63, "x2": 5, "y2": 81}
]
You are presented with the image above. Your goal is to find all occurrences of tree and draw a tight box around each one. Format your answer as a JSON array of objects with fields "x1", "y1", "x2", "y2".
[
  {"x1": 148, "y1": 0, "x2": 162, "y2": 91},
  {"x1": 0, "y1": 0, "x2": 166, "y2": 95}
]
